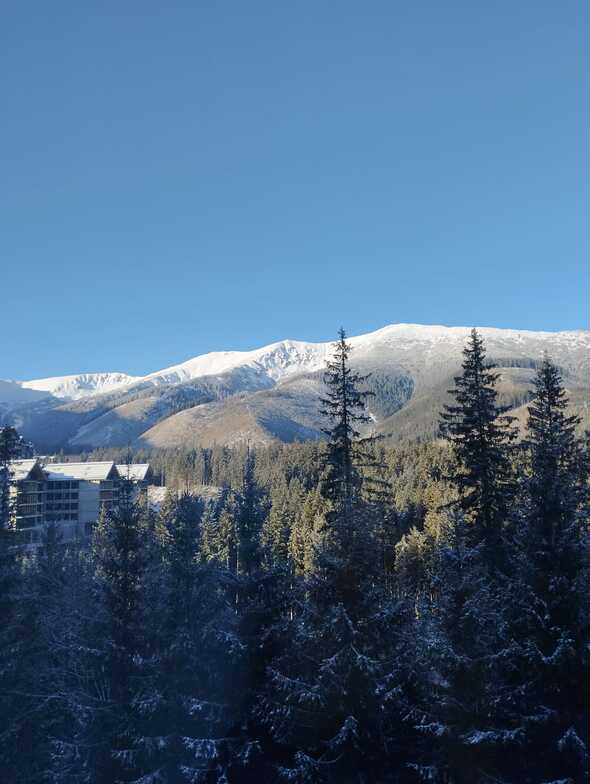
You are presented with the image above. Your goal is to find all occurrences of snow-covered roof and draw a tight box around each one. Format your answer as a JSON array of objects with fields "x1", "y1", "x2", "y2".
[
  {"x1": 9, "y1": 459, "x2": 42, "y2": 481},
  {"x1": 44, "y1": 461, "x2": 118, "y2": 482},
  {"x1": 116, "y1": 463, "x2": 152, "y2": 482}
]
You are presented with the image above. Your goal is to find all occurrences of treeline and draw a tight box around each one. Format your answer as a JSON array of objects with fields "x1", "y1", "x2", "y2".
[{"x1": 1, "y1": 328, "x2": 590, "y2": 783}]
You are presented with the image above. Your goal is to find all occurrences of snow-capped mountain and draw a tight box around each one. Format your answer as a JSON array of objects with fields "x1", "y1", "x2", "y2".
[
  {"x1": 140, "y1": 339, "x2": 330, "y2": 388},
  {"x1": 19, "y1": 372, "x2": 141, "y2": 401},
  {"x1": 3, "y1": 324, "x2": 590, "y2": 451}
]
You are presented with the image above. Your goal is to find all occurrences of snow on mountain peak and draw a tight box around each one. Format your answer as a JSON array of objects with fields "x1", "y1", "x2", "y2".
[
  {"x1": 21, "y1": 372, "x2": 140, "y2": 401},
  {"x1": 142, "y1": 339, "x2": 328, "y2": 387},
  {"x1": 9, "y1": 323, "x2": 590, "y2": 405}
]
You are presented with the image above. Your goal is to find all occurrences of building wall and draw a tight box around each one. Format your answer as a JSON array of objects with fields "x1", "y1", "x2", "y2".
[
  {"x1": 9, "y1": 463, "x2": 151, "y2": 546},
  {"x1": 78, "y1": 481, "x2": 101, "y2": 524},
  {"x1": 12, "y1": 480, "x2": 45, "y2": 529},
  {"x1": 45, "y1": 480, "x2": 79, "y2": 523}
]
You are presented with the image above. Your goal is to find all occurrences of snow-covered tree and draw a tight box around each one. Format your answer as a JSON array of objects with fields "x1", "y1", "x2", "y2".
[
  {"x1": 0, "y1": 426, "x2": 33, "y2": 777},
  {"x1": 255, "y1": 330, "x2": 420, "y2": 782},
  {"x1": 137, "y1": 491, "x2": 249, "y2": 783},
  {"x1": 493, "y1": 357, "x2": 590, "y2": 781},
  {"x1": 87, "y1": 478, "x2": 151, "y2": 782}
]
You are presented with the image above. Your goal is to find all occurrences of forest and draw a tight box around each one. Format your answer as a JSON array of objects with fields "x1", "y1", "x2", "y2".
[{"x1": 1, "y1": 328, "x2": 590, "y2": 783}]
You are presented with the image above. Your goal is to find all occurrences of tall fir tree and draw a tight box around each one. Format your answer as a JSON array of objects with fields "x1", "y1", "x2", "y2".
[
  {"x1": 235, "y1": 448, "x2": 268, "y2": 577},
  {"x1": 256, "y1": 329, "x2": 419, "y2": 782},
  {"x1": 0, "y1": 426, "x2": 31, "y2": 778},
  {"x1": 139, "y1": 492, "x2": 249, "y2": 783},
  {"x1": 416, "y1": 331, "x2": 520, "y2": 780},
  {"x1": 495, "y1": 356, "x2": 590, "y2": 782},
  {"x1": 0, "y1": 425, "x2": 27, "y2": 530},
  {"x1": 8, "y1": 523, "x2": 71, "y2": 782},
  {"x1": 88, "y1": 478, "x2": 151, "y2": 782},
  {"x1": 439, "y1": 328, "x2": 516, "y2": 565},
  {"x1": 288, "y1": 487, "x2": 329, "y2": 577},
  {"x1": 320, "y1": 328, "x2": 385, "y2": 512}
]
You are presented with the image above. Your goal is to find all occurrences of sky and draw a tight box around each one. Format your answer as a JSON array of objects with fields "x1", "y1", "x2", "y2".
[{"x1": 2, "y1": 1, "x2": 590, "y2": 379}]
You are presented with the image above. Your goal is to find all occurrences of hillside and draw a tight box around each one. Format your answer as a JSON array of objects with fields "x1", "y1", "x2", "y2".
[{"x1": 3, "y1": 324, "x2": 590, "y2": 451}]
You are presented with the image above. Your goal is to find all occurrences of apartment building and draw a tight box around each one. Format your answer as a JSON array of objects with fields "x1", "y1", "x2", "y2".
[
  {"x1": 8, "y1": 459, "x2": 152, "y2": 545},
  {"x1": 9, "y1": 459, "x2": 46, "y2": 531}
]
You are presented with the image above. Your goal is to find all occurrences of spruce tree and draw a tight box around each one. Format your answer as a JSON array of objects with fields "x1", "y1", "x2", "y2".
[
  {"x1": 89, "y1": 478, "x2": 150, "y2": 782},
  {"x1": 141, "y1": 492, "x2": 248, "y2": 783},
  {"x1": 0, "y1": 425, "x2": 27, "y2": 530},
  {"x1": 421, "y1": 331, "x2": 519, "y2": 780},
  {"x1": 439, "y1": 328, "x2": 516, "y2": 564},
  {"x1": 496, "y1": 357, "x2": 590, "y2": 781},
  {"x1": 288, "y1": 487, "x2": 328, "y2": 576},
  {"x1": 0, "y1": 426, "x2": 31, "y2": 778},
  {"x1": 256, "y1": 329, "x2": 418, "y2": 781},
  {"x1": 8, "y1": 524, "x2": 70, "y2": 782},
  {"x1": 319, "y1": 328, "x2": 374, "y2": 511},
  {"x1": 235, "y1": 448, "x2": 268, "y2": 577}
]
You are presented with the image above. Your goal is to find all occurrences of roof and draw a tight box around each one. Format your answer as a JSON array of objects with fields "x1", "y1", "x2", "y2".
[
  {"x1": 9, "y1": 459, "x2": 42, "y2": 481},
  {"x1": 44, "y1": 461, "x2": 118, "y2": 482},
  {"x1": 116, "y1": 463, "x2": 152, "y2": 482}
]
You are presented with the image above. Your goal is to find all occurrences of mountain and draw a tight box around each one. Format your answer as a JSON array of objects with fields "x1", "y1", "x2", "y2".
[
  {"x1": 20, "y1": 372, "x2": 140, "y2": 400},
  {"x1": 3, "y1": 324, "x2": 590, "y2": 452}
]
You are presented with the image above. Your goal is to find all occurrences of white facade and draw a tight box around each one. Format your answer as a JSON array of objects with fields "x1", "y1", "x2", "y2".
[{"x1": 8, "y1": 460, "x2": 153, "y2": 544}]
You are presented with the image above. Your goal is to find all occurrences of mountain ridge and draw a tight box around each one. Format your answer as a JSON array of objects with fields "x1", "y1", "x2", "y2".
[
  {"x1": 12, "y1": 323, "x2": 590, "y2": 400},
  {"x1": 3, "y1": 324, "x2": 590, "y2": 451}
]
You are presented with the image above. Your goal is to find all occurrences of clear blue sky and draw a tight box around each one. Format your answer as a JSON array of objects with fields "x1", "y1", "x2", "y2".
[{"x1": 2, "y1": 1, "x2": 589, "y2": 379}]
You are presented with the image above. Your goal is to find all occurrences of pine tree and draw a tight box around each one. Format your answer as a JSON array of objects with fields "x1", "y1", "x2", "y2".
[
  {"x1": 319, "y1": 328, "x2": 374, "y2": 512},
  {"x1": 419, "y1": 332, "x2": 520, "y2": 780},
  {"x1": 495, "y1": 357, "x2": 590, "y2": 781},
  {"x1": 414, "y1": 510, "x2": 512, "y2": 784},
  {"x1": 235, "y1": 448, "x2": 268, "y2": 577},
  {"x1": 288, "y1": 488, "x2": 329, "y2": 576},
  {"x1": 0, "y1": 426, "x2": 31, "y2": 778},
  {"x1": 0, "y1": 425, "x2": 27, "y2": 530},
  {"x1": 439, "y1": 328, "x2": 516, "y2": 565},
  {"x1": 201, "y1": 451, "x2": 268, "y2": 579},
  {"x1": 8, "y1": 524, "x2": 71, "y2": 782},
  {"x1": 139, "y1": 492, "x2": 248, "y2": 783},
  {"x1": 261, "y1": 479, "x2": 305, "y2": 570},
  {"x1": 256, "y1": 329, "x2": 418, "y2": 782},
  {"x1": 89, "y1": 478, "x2": 151, "y2": 782},
  {"x1": 525, "y1": 355, "x2": 585, "y2": 540}
]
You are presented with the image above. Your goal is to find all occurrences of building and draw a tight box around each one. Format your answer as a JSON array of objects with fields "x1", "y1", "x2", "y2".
[
  {"x1": 7, "y1": 460, "x2": 153, "y2": 545},
  {"x1": 44, "y1": 462, "x2": 121, "y2": 541},
  {"x1": 116, "y1": 462, "x2": 153, "y2": 487},
  {"x1": 9, "y1": 459, "x2": 47, "y2": 533}
]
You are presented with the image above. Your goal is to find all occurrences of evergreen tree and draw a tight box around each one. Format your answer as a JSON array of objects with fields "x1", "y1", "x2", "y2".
[
  {"x1": 414, "y1": 511, "x2": 511, "y2": 783},
  {"x1": 37, "y1": 535, "x2": 100, "y2": 783},
  {"x1": 319, "y1": 328, "x2": 374, "y2": 511},
  {"x1": 0, "y1": 426, "x2": 31, "y2": 778},
  {"x1": 256, "y1": 329, "x2": 419, "y2": 782},
  {"x1": 139, "y1": 492, "x2": 248, "y2": 783},
  {"x1": 419, "y1": 332, "x2": 519, "y2": 780},
  {"x1": 201, "y1": 451, "x2": 268, "y2": 579},
  {"x1": 439, "y1": 328, "x2": 516, "y2": 564},
  {"x1": 88, "y1": 478, "x2": 150, "y2": 782},
  {"x1": 261, "y1": 479, "x2": 305, "y2": 570},
  {"x1": 0, "y1": 425, "x2": 27, "y2": 529},
  {"x1": 235, "y1": 448, "x2": 268, "y2": 577},
  {"x1": 495, "y1": 357, "x2": 590, "y2": 781},
  {"x1": 525, "y1": 355, "x2": 585, "y2": 537},
  {"x1": 8, "y1": 524, "x2": 71, "y2": 782},
  {"x1": 288, "y1": 488, "x2": 329, "y2": 577}
]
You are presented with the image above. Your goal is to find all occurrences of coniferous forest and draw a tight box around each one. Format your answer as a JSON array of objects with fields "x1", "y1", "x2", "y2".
[{"x1": 2, "y1": 329, "x2": 590, "y2": 784}]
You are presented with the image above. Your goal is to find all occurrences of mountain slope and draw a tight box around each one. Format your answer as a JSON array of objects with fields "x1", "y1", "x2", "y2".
[
  {"x1": 20, "y1": 372, "x2": 140, "y2": 400},
  {"x1": 4, "y1": 324, "x2": 590, "y2": 451}
]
